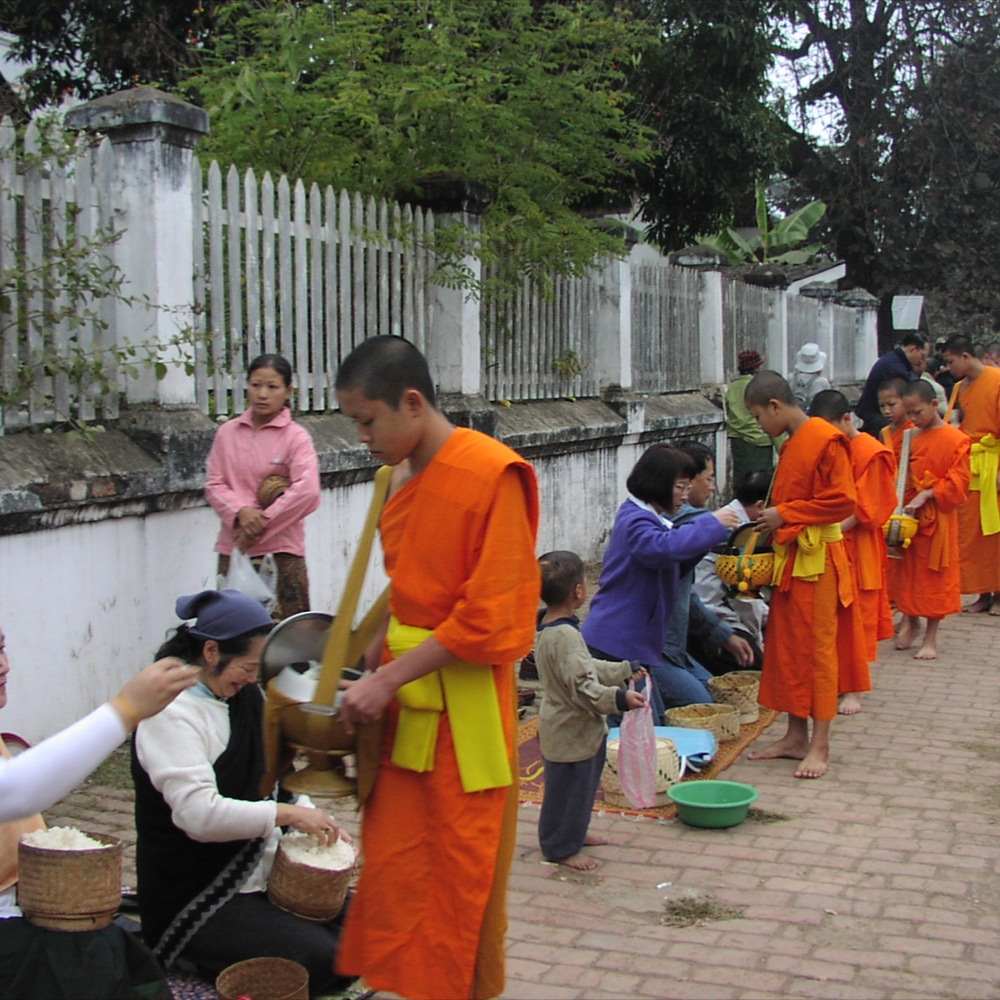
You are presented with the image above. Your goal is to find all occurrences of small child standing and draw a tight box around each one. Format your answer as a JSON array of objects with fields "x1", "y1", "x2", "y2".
[{"x1": 535, "y1": 551, "x2": 644, "y2": 872}]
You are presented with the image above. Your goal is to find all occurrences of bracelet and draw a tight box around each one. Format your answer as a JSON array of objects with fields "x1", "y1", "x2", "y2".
[{"x1": 110, "y1": 695, "x2": 143, "y2": 732}]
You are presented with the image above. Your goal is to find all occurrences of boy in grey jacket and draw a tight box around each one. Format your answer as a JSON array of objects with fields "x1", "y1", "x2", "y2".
[{"x1": 535, "y1": 551, "x2": 644, "y2": 871}]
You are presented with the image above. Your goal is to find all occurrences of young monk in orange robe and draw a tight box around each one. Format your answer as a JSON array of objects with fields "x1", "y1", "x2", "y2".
[
  {"x1": 877, "y1": 377, "x2": 914, "y2": 611},
  {"x1": 894, "y1": 379, "x2": 971, "y2": 659},
  {"x1": 744, "y1": 371, "x2": 865, "y2": 780},
  {"x1": 809, "y1": 390, "x2": 896, "y2": 715},
  {"x1": 941, "y1": 335, "x2": 1000, "y2": 614},
  {"x1": 335, "y1": 336, "x2": 540, "y2": 1000},
  {"x1": 878, "y1": 377, "x2": 914, "y2": 464}
]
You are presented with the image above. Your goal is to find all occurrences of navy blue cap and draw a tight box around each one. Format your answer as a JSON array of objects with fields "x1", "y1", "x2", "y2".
[{"x1": 175, "y1": 589, "x2": 274, "y2": 641}]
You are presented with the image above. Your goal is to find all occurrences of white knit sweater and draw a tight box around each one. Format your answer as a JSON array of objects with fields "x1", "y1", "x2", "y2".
[{"x1": 135, "y1": 686, "x2": 279, "y2": 893}]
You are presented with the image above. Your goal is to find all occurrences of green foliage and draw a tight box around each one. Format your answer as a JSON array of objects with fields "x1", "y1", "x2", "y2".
[
  {"x1": 698, "y1": 179, "x2": 826, "y2": 265},
  {"x1": 880, "y1": 32, "x2": 1000, "y2": 334},
  {"x1": 626, "y1": 0, "x2": 788, "y2": 250},
  {"x1": 180, "y1": 0, "x2": 654, "y2": 297},
  {"x1": 0, "y1": 1, "x2": 214, "y2": 108}
]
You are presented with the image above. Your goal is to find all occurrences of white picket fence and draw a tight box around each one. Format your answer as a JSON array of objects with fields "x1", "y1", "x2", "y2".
[
  {"x1": 480, "y1": 264, "x2": 601, "y2": 401},
  {"x1": 0, "y1": 118, "x2": 119, "y2": 429},
  {"x1": 192, "y1": 160, "x2": 435, "y2": 416},
  {"x1": 631, "y1": 262, "x2": 701, "y2": 392}
]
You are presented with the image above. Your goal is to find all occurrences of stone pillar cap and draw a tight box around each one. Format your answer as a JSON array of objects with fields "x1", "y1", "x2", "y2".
[{"x1": 66, "y1": 86, "x2": 209, "y2": 137}]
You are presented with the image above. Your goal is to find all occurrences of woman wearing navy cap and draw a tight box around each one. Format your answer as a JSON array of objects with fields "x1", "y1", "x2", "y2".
[{"x1": 132, "y1": 589, "x2": 354, "y2": 994}]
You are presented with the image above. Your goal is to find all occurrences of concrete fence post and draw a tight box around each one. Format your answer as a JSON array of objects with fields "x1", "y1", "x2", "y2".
[
  {"x1": 769, "y1": 289, "x2": 789, "y2": 377},
  {"x1": 699, "y1": 270, "x2": 725, "y2": 386},
  {"x1": 66, "y1": 87, "x2": 208, "y2": 408},
  {"x1": 595, "y1": 257, "x2": 632, "y2": 393},
  {"x1": 412, "y1": 178, "x2": 489, "y2": 398}
]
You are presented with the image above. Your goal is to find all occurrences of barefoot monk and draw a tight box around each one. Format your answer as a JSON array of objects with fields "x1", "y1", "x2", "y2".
[{"x1": 744, "y1": 371, "x2": 865, "y2": 779}]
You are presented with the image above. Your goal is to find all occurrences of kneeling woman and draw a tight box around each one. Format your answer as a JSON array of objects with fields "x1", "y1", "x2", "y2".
[{"x1": 132, "y1": 589, "x2": 352, "y2": 993}]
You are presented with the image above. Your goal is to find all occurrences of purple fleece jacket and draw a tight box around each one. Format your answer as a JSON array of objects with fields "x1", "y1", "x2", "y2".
[{"x1": 581, "y1": 499, "x2": 729, "y2": 668}]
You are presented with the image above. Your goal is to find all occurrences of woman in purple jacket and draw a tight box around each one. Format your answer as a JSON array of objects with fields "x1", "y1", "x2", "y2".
[{"x1": 582, "y1": 445, "x2": 741, "y2": 712}]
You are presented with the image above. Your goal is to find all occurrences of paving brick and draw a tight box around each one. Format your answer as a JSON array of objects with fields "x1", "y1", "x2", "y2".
[
  {"x1": 765, "y1": 955, "x2": 856, "y2": 983},
  {"x1": 575, "y1": 931, "x2": 664, "y2": 957},
  {"x1": 879, "y1": 935, "x2": 965, "y2": 959},
  {"x1": 502, "y1": 977, "x2": 581, "y2": 999}
]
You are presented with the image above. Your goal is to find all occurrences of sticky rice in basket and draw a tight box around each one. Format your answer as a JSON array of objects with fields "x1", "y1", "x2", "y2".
[
  {"x1": 267, "y1": 831, "x2": 355, "y2": 921},
  {"x1": 18, "y1": 826, "x2": 122, "y2": 931}
]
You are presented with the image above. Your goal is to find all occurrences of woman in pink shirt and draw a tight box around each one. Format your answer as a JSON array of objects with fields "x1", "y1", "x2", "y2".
[{"x1": 205, "y1": 354, "x2": 320, "y2": 617}]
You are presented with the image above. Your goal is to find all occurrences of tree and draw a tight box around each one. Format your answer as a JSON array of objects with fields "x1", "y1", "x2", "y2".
[
  {"x1": 773, "y1": 0, "x2": 993, "y2": 291},
  {"x1": 626, "y1": 0, "x2": 788, "y2": 250},
  {"x1": 179, "y1": 0, "x2": 654, "y2": 292},
  {"x1": 881, "y1": 32, "x2": 1000, "y2": 335},
  {"x1": 0, "y1": 1, "x2": 214, "y2": 109}
]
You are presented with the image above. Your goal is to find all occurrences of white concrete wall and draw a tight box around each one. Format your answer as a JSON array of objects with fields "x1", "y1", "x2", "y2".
[{"x1": 0, "y1": 482, "x2": 389, "y2": 743}]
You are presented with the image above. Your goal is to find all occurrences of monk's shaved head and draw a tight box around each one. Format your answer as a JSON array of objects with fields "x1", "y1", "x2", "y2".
[
  {"x1": 942, "y1": 335, "x2": 975, "y2": 357},
  {"x1": 744, "y1": 369, "x2": 796, "y2": 408},
  {"x1": 900, "y1": 379, "x2": 937, "y2": 404},
  {"x1": 809, "y1": 389, "x2": 851, "y2": 422},
  {"x1": 878, "y1": 376, "x2": 907, "y2": 397},
  {"x1": 335, "y1": 335, "x2": 436, "y2": 408}
]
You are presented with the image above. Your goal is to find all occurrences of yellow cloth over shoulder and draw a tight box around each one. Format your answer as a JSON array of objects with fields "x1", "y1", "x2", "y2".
[
  {"x1": 771, "y1": 523, "x2": 844, "y2": 584},
  {"x1": 388, "y1": 617, "x2": 512, "y2": 793},
  {"x1": 969, "y1": 434, "x2": 1000, "y2": 537}
]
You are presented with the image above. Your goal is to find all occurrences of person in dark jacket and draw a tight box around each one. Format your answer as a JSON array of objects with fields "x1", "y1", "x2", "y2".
[{"x1": 855, "y1": 333, "x2": 927, "y2": 437}]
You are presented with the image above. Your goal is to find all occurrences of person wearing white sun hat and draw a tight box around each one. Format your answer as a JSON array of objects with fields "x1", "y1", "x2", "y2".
[{"x1": 791, "y1": 342, "x2": 831, "y2": 410}]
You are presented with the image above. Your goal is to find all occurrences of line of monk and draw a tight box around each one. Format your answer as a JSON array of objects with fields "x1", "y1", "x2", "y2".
[{"x1": 310, "y1": 335, "x2": 991, "y2": 996}]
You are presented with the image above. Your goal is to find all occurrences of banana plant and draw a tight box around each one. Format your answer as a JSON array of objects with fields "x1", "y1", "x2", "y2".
[{"x1": 698, "y1": 181, "x2": 827, "y2": 266}]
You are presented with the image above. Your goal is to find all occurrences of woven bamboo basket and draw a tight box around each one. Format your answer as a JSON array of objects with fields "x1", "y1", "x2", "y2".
[
  {"x1": 17, "y1": 832, "x2": 121, "y2": 931},
  {"x1": 708, "y1": 671, "x2": 761, "y2": 724},
  {"x1": 267, "y1": 841, "x2": 353, "y2": 922},
  {"x1": 665, "y1": 703, "x2": 740, "y2": 743},
  {"x1": 216, "y1": 957, "x2": 309, "y2": 1000},
  {"x1": 601, "y1": 737, "x2": 681, "y2": 809},
  {"x1": 715, "y1": 551, "x2": 774, "y2": 593}
]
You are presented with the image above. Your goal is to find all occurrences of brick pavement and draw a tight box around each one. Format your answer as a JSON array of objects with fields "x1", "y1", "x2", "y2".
[{"x1": 48, "y1": 610, "x2": 1000, "y2": 999}]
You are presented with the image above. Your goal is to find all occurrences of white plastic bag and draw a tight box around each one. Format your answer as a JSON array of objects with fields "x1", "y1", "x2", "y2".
[
  {"x1": 223, "y1": 549, "x2": 277, "y2": 609},
  {"x1": 616, "y1": 678, "x2": 658, "y2": 809}
]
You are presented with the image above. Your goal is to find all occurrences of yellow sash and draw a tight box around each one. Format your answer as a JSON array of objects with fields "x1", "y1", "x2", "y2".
[
  {"x1": 970, "y1": 434, "x2": 1000, "y2": 536},
  {"x1": 771, "y1": 523, "x2": 844, "y2": 585},
  {"x1": 388, "y1": 618, "x2": 512, "y2": 793}
]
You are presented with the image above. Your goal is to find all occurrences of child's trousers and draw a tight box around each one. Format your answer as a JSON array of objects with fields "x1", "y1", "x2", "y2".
[{"x1": 538, "y1": 742, "x2": 606, "y2": 861}]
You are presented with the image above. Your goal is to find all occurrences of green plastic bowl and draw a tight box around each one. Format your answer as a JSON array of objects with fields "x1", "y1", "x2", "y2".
[{"x1": 667, "y1": 780, "x2": 759, "y2": 828}]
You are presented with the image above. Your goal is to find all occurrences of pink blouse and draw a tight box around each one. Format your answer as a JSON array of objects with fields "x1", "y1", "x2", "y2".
[{"x1": 204, "y1": 407, "x2": 320, "y2": 558}]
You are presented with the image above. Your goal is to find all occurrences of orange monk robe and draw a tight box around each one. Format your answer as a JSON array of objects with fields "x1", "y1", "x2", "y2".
[
  {"x1": 956, "y1": 366, "x2": 1000, "y2": 593},
  {"x1": 338, "y1": 428, "x2": 540, "y2": 1000},
  {"x1": 895, "y1": 425, "x2": 970, "y2": 619},
  {"x1": 846, "y1": 434, "x2": 897, "y2": 660},
  {"x1": 760, "y1": 418, "x2": 867, "y2": 722},
  {"x1": 880, "y1": 421, "x2": 914, "y2": 607}
]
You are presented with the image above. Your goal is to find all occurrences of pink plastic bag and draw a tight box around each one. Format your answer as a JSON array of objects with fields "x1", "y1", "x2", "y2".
[{"x1": 616, "y1": 678, "x2": 658, "y2": 809}]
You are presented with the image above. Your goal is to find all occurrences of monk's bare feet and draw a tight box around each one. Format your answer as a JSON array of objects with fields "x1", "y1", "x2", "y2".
[
  {"x1": 990, "y1": 598, "x2": 1000, "y2": 616},
  {"x1": 895, "y1": 617, "x2": 917, "y2": 650},
  {"x1": 794, "y1": 748, "x2": 829, "y2": 779},
  {"x1": 556, "y1": 852, "x2": 599, "y2": 872},
  {"x1": 963, "y1": 594, "x2": 993, "y2": 613},
  {"x1": 583, "y1": 834, "x2": 611, "y2": 846},
  {"x1": 838, "y1": 693, "x2": 863, "y2": 716},
  {"x1": 748, "y1": 736, "x2": 808, "y2": 761},
  {"x1": 914, "y1": 644, "x2": 937, "y2": 660}
]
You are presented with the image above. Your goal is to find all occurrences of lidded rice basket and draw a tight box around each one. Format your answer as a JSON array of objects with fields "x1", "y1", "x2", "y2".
[
  {"x1": 707, "y1": 671, "x2": 761, "y2": 724},
  {"x1": 267, "y1": 839, "x2": 354, "y2": 922},
  {"x1": 715, "y1": 525, "x2": 774, "y2": 596},
  {"x1": 17, "y1": 832, "x2": 122, "y2": 931},
  {"x1": 665, "y1": 703, "x2": 740, "y2": 743},
  {"x1": 601, "y1": 737, "x2": 680, "y2": 809},
  {"x1": 216, "y1": 957, "x2": 309, "y2": 1000}
]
